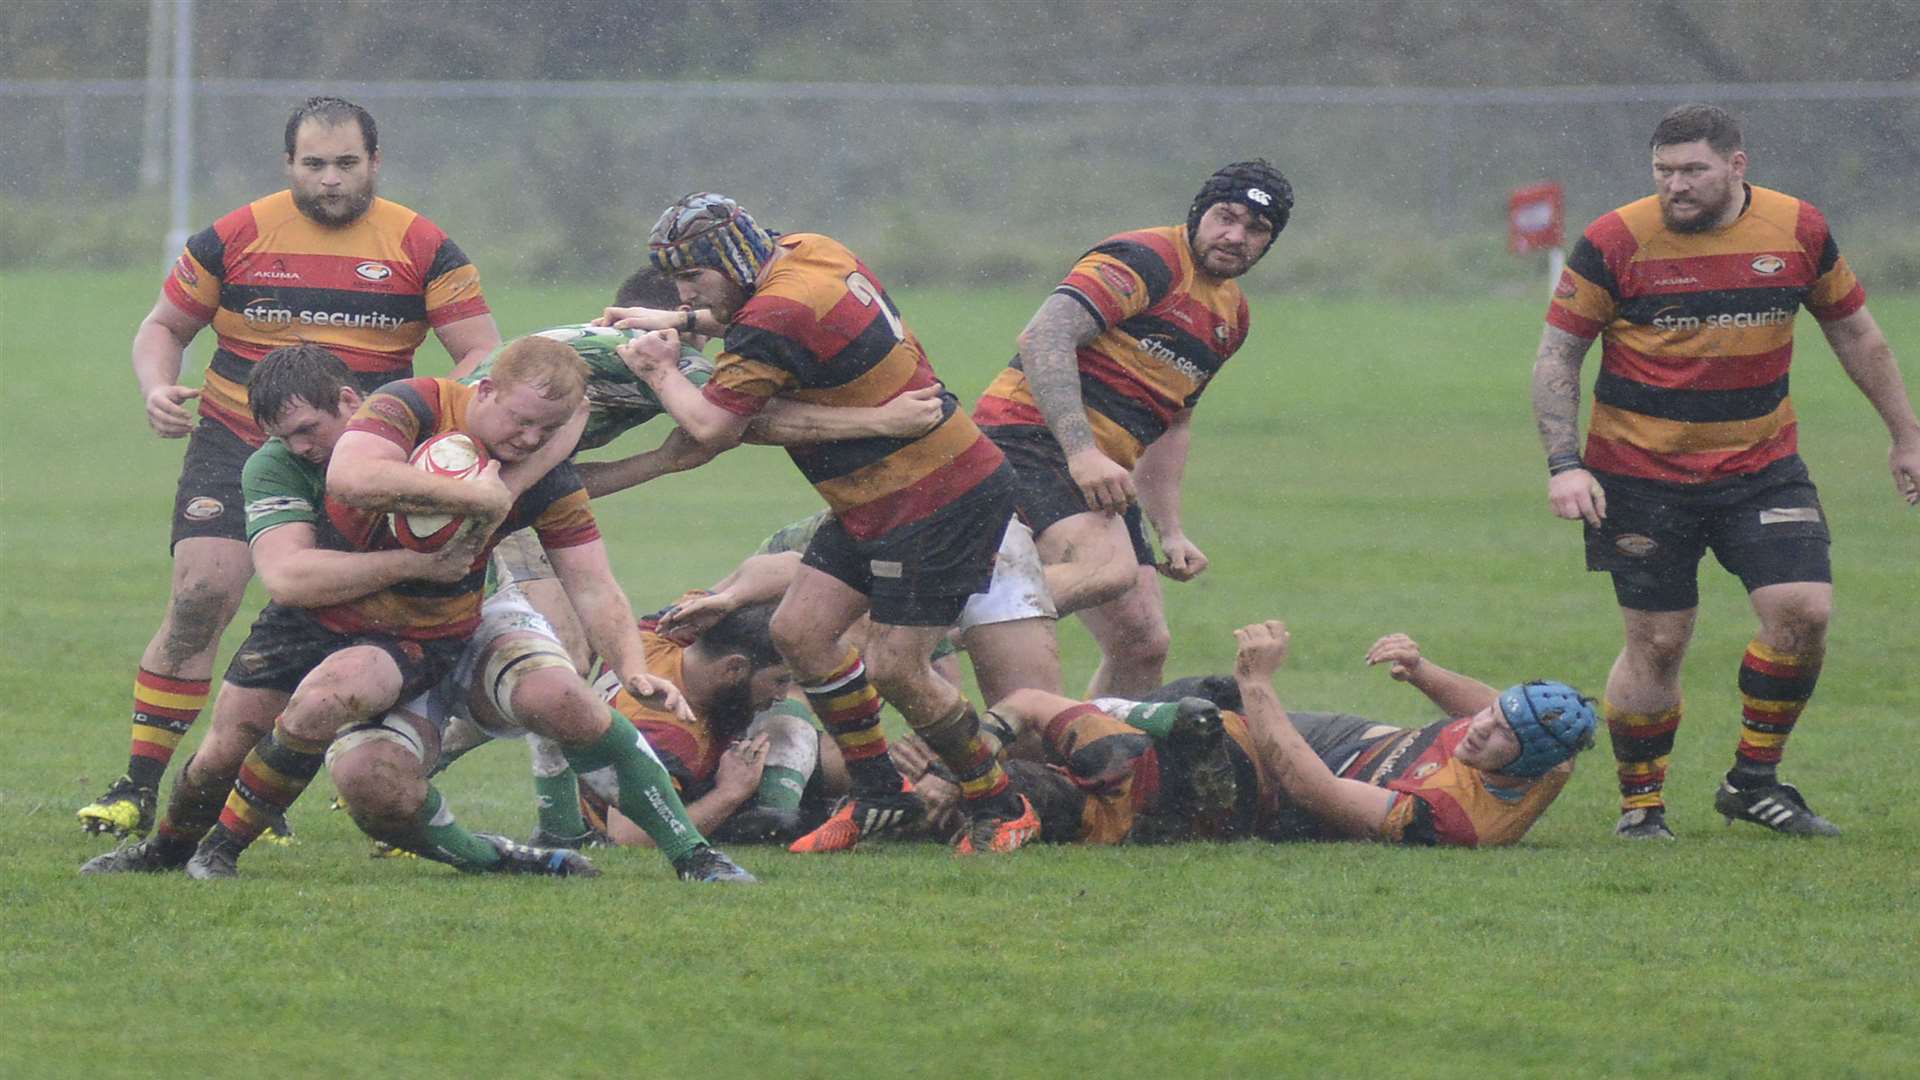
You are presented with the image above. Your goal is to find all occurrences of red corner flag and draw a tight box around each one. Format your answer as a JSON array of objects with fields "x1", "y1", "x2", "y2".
[{"x1": 1508, "y1": 182, "x2": 1564, "y2": 254}]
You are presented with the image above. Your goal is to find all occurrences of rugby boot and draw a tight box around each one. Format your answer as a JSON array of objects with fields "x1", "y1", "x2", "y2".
[
  {"x1": 1161, "y1": 697, "x2": 1242, "y2": 837},
  {"x1": 1613, "y1": 806, "x2": 1676, "y2": 840},
  {"x1": 257, "y1": 811, "x2": 297, "y2": 847},
  {"x1": 475, "y1": 833, "x2": 601, "y2": 878},
  {"x1": 77, "y1": 775, "x2": 155, "y2": 839},
  {"x1": 954, "y1": 793, "x2": 1041, "y2": 855},
  {"x1": 368, "y1": 841, "x2": 421, "y2": 860},
  {"x1": 788, "y1": 781, "x2": 925, "y2": 853},
  {"x1": 672, "y1": 844, "x2": 759, "y2": 884},
  {"x1": 79, "y1": 835, "x2": 193, "y2": 875},
  {"x1": 184, "y1": 831, "x2": 246, "y2": 880},
  {"x1": 1713, "y1": 780, "x2": 1840, "y2": 837},
  {"x1": 710, "y1": 804, "x2": 805, "y2": 844},
  {"x1": 527, "y1": 825, "x2": 613, "y2": 850}
]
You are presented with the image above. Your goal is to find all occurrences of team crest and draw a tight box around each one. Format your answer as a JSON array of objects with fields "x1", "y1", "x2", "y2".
[
  {"x1": 1750, "y1": 255, "x2": 1786, "y2": 275},
  {"x1": 174, "y1": 256, "x2": 199, "y2": 287},
  {"x1": 1553, "y1": 270, "x2": 1577, "y2": 300},
  {"x1": 183, "y1": 497, "x2": 224, "y2": 522},
  {"x1": 1614, "y1": 534, "x2": 1658, "y2": 557},
  {"x1": 1096, "y1": 263, "x2": 1136, "y2": 298},
  {"x1": 1411, "y1": 762, "x2": 1440, "y2": 780},
  {"x1": 355, "y1": 261, "x2": 394, "y2": 282}
]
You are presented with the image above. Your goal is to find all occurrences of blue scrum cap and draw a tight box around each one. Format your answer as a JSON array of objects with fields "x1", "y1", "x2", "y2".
[{"x1": 1496, "y1": 681, "x2": 1597, "y2": 778}]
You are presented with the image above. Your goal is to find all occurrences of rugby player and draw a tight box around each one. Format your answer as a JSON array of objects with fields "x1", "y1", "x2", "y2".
[
  {"x1": 81, "y1": 345, "x2": 507, "y2": 875},
  {"x1": 931, "y1": 623, "x2": 1596, "y2": 848},
  {"x1": 178, "y1": 336, "x2": 747, "y2": 882},
  {"x1": 1530, "y1": 104, "x2": 1920, "y2": 839},
  {"x1": 971, "y1": 160, "x2": 1292, "y2": 698},
  {"x1": 83, "y1": 97, "x2": 501, "y2": 839},
  {"x1": 608, "y1": 192, "x2": 1040, "y2": 854}
]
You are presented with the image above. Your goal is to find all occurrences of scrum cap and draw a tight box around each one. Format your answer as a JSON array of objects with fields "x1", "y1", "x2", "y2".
[
  {"x1": 1495, "y1": 681, "x2": 1597, "y2": 778},
  {"x1": 649, "y1": 193, "x2": 778, "y2": 292},
  {"x1": 1188, "y1": 159, "x2": 1294, "y2": 249}
]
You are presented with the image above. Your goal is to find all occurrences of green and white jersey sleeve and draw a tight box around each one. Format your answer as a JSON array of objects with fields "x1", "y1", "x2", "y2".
[
  {"x1": 465, "y1": 324, "x2": 715, "y2": 452},
  {"x1": 755, "y1": 509, "x2": 833, "y2": 556},
  {"x1": 241, "y1": 438, "x2": 327, "y2": 542}
]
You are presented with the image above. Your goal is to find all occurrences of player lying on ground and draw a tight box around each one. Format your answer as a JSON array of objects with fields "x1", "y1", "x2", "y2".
[
  {"x1": 82, "y1": 96, "x2": 501, "y2": 839},
  {"x1": 324, "y1": 594, "x2": 779, "y2": 882},
  {"x1": 169, "y1": 336, "x2": 744, "y2": 881},
  {"x1": 423, "y1": 596, "x2": 811, "y2": 852},
  {"x1": 900, "y1": 622, "x2": 1597, "y2": 848},
  {"x1": 608, "y1": 192, "x2": 1040, "y2": 854},
  {"x1": 80, "y1": 345, "x2": 576, "y2": 877}
]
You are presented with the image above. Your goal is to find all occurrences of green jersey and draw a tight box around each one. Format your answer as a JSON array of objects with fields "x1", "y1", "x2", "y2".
[
  {"x1": 464, "y1": 324, "x2": 713, "y2": 452},
  {"x1": 240, "y1": 438, "x2": 330, "y2": 542}
]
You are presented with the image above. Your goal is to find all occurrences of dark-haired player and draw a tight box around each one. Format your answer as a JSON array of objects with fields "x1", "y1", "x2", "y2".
[
  {"x1": 972, "y1": 160, "x2": 1293, "y2": 697},
  {"x1": 83, "y1": 96, "x2": 500, "y2": 838},
  {"x1": 1529, "y1": 104, "x2": 1920, "y2": 839},
  {"x1": 924, "y1": 624, "x2": 1596, "y2": 848},
  {"x1": 609, "y1": 193, "x2": 1040, "y2": 854}
]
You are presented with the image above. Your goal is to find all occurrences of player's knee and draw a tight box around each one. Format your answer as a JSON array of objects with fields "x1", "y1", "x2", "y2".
[
  {"x1": 1624, "y1": 622, "x2": 1692, "y2": 671},
  {"x1": 1105, "y1": 620, "x2": 1171, "y2": 669},
  {"x1": 510, "y1": 668, "x2": 602, "y2": 743},
  {"x1": 331, "y1": 746, "x2": 423, "y2": 826}
]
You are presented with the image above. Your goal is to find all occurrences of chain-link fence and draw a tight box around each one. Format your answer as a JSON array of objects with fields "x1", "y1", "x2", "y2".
[{"x1": 4, "y1": 78, "x2": 1917, "y2": 290}]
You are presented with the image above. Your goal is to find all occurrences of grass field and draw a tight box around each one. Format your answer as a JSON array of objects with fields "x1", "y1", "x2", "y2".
[{"x1": 2, "y1": 269, "x2": 1916, "y2": 1079}]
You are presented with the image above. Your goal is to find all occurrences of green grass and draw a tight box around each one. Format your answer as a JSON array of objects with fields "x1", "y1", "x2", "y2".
[{"x1": 2, "y1": 270, "x2": 1917, "y2": 1078}]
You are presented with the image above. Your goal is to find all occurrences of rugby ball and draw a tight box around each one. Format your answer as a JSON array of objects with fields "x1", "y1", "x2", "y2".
[{"x1": 389, "y1": 432, "x2": 488, "y2": 552}]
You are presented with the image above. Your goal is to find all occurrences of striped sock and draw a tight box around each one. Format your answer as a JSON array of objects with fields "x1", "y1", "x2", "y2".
[
  {"x1": 214, "y1": 723, "x2": 326, "y2": 849},
  {"x1": 128, "y1": 669, "x2": 210, "y2": 789},
  {"x1": 1606, "y1": 699, "x2": 1682, "y2": 811},
  {"x1": 1731, "y1": 640, "x2": 1821, "y2": 789},
  {"x1": 153, "y1": 753, "x2": 230, "y2": 848},
  {"x1": 802, "y1": 650, "x2": 900, "y2": 793},
  {"x1": 914, "y1": 700, "x2": 1010, "y2": 804}
]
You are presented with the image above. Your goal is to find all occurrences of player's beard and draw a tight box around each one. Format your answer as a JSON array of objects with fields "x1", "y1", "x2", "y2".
[
  {"x1": 706, "y1": 681, "x2": 759, "y2": 743},
  {"x1": 294, "y1": 183, "x2": 376, "y2": 227},
  {"x1": 1193, "y1": 240, "x2": 1261, "y2": 279},
  {"x1": 1660, "y1": 178, "x2": 1738, "y2": 234}
]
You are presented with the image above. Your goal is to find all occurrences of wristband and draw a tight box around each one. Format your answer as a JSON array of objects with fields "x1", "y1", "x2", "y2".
[
  {"x1": 682, "y1": 310, "x2": 698, "y2": 333},
  {"x1": 1547, "y1": 453, "x2": 1584, "y2": 477}
]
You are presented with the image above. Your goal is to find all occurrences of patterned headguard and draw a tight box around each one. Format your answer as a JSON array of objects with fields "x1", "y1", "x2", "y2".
[
  {"x1": 1494, "y1": 681, "x2": 1598, "y2": 778},
  {"x1": 648, "y1": 192, "x2": 778, "y2": 292},
  {"x1": 1187, "y1": 159, "x2": 1294, "y2": 251}
]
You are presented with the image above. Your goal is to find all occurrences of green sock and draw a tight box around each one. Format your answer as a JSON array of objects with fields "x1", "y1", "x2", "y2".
[
  {"x1": 757, "y1": 766, "x2": 807, "y2": 810},
  {"x1": 404, "y1": 786, "x2": 503, "y2": 871},
  {"x1": 1112, "y1": 700, "x2": 1181, "y2": 739},
  {"x1": 533, "y1": 768, "x2": 588, "y2": 837},
  {"x1": 562, "y1": 710, "x2": 706, "y2": 862}
]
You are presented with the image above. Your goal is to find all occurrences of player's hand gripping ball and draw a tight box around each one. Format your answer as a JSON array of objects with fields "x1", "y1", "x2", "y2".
[{"x1": 389, "y1": 432, "x2": 489, "y2": 552}]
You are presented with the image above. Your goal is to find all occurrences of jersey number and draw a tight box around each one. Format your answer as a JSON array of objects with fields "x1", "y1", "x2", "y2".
[{"x1": 845, "y1": 272, "x2": 905, "y2": 341}]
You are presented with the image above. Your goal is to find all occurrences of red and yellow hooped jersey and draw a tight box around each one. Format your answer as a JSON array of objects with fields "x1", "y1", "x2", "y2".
[
  {"x1": 316, "y1": 377, "x2": 598, "y2": 640},
  {"x1": 599, "y1": 629, "x2": 718, "y2": 796},
  {"x1": 973, "y1": 225, "x2": 1250, "y2": 469},
  {"x1": 1545, "y1": 185, "x2": 1864, "y2": 484},
  {"x1": 1342, "y1": 718, "x2": 1570, "y2": 847},
  {"x1": 161, "y1": 191, "x2": 489, "y2": 446},
  {"x1": 701, "y1": 233, "x2": 1004, "y2": 540}
]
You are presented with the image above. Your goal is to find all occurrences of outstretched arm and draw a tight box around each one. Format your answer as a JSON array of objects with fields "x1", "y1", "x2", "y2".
[
  {"x1": 1530, "y1": 324, "x2": 1607, "y2": 527},
  {"x1": 1820, "y1": 306, "x2": 1920, "y2": 505},
  {"x1": 1232, "y1": 621, "x2": 1395, "y2": 840},
  {"x1": 577, "y1": 427, "x2": 723, "y2": 499},
  {"x1": 1363, "y1": 633, "x2": 1499, "y2": 719},
  {"x1": 548, "y1": 538, "x2": 691, "y2": 722},
  {"x1": 747, "y1": 385, "x2": 944, "y2": 445},
  {"x1": 1021, "y1": 294, "x2": 1131, "y2": 513}
]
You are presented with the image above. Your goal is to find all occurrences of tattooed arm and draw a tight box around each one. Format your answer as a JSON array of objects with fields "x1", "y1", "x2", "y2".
[
  {"x1": 1529, "y1": 325, "x2": 1607, "y2": 526},
  {"x1": 1019, "y1": 294, "x2": 1132, "y2": 512}
]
